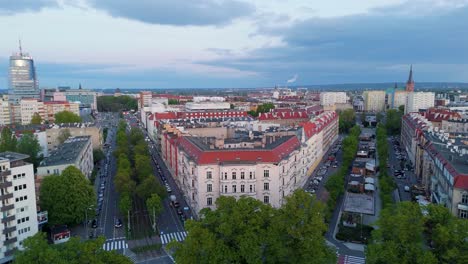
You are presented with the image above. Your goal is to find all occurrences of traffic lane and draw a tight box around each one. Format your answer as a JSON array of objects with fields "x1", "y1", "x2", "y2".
[{"x1": 387, "y1": 138, "x2": 412, "y2": 201}]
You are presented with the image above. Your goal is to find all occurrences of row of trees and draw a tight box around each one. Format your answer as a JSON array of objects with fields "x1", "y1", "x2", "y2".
[
  {"x1": 113, "y1": 121, "x2": 165, "y2": 234},
  {"x1": 15, "y1": 233, "x2": 131, "y2": 264},
  {"x1": 97, "y1": 96, "x2": 138, "y2": 112},
  {"x1": 366, "y1": 202, "x2": 468, "y2": 264},
  {"x1": 324, "y1": 125, "x2": 361, "y2": 217},
  {"x1": 169, "y1": 190, "x2": 337, "y2": 264},
  {"x1": 247, "y1": 102, "x2": 275, "y2": 117},
  {"x1": 385, "y1": 106, "x2": 404, "y2": 135},
  {"x1": 376, "y1": 123, "x2": 397, "y2": 208},
  {"x1": 28, "y1": 110, "x2": 82, "y2": 125},
  {"x1": 0, "y1": 127, "x2": 42, "y2": 169},
  {"x1": 338, "y1": 109, "x2": 356, "y2": 133}
]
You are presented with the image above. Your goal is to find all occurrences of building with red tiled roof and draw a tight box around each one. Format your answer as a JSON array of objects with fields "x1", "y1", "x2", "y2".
[{"x1": 258, "y1": 110, "x2": 309, "y2": 126}]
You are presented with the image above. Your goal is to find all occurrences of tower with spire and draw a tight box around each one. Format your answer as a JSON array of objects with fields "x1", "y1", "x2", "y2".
[{"x1": 405, "y1": 65, "x2": 414, "y2": 92}]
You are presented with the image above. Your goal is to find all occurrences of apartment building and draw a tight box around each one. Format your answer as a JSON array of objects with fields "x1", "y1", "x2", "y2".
[
  {"x1": 393, "y1": 90, "x2": 409, "y2": 110},
  {"x1": 37, "y1": 136, "x2": 93, "y2": 179},
  {"x1": 160, "y1": 111, "x2": 338, "y2": 216},
  {"x1": 406, "y1": 92, "x2": 435, "y2": 114},
  {"x1": 44, "y1": 101, "x2": 80, "y2": 123},
  {"x1": 441, "y1": 119, "x2": 468, "y2": 133},
  {"x1": 19, "y1": 99, "x2": 44, "y2": 125},
  {"x1": 363, "y1": 91, "x2": 386, "y2": 112},
  {"x1": 0, "y1": 97, "x2": 10, "y2": 126},
  {"x1": 320, "y1": 92, "x2": 347, "y2": 106},
  {"x1": 0, "y1": 152, "x2": 38, "y2": 263},
  {"x1": 45, "y1": 124, "x2": 102, "y2": 152}
]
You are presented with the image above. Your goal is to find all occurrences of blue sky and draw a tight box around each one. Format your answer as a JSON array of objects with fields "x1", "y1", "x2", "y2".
[{"x1": 1, "y1": 0, "x2": 468, "y2": 89}]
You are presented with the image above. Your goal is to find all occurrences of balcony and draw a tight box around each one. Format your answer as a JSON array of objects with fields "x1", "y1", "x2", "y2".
[
  {"x1": 1, "y1": 204, "x2": 14, "y2": 212},
  {"x1": 4, "y1": 237, "x2": 17, "y2": 245},
  {"x1": 1, "y1": 215, "x2": 15, "y2": 223},
  {"x1": 4, "y1": 248, "x2": 16, "y2": 257},
  {"x1": 0, "y1": 193, "x2": 13, "y2": 200},
  {"x1": 2, "y1": 225, "x2": 16, "y2": 235},
  {"x1": 0, "y1": 170, "x2": 10, "y2": 177},
  {"x1": 458, "y1": 203, "x2": 468, "y2": 211},
  {"x1": 0, "y1": 181, "x2": 12, "y2": 189}
]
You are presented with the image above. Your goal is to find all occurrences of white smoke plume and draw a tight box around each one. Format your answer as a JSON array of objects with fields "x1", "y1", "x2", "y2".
[{"x1": 287, "y1": 74, "x2": 298, "y2": 83}]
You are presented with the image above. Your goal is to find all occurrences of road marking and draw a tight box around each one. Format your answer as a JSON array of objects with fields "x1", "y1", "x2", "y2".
[
  {"x1": 160, "y1": 231, "x2": 187, "y2": 245},
  {"x1": 337, "y1": 254, "x2": 365, "y2": 264},
  {"x1": 102, "y1": 238, "x2": 128, "y2": 251}
]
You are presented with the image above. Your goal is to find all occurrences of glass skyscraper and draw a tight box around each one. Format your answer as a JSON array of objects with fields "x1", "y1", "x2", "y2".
[{"x1": 8, "y1": 49, "x2": 40, "y2": 105}]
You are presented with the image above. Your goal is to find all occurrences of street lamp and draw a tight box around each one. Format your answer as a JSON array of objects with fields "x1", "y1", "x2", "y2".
[{"x1": 85, "y1": 205, "x2": 94, "y2": 240}]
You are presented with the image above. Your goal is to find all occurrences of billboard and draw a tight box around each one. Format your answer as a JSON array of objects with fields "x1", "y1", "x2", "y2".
[{"x1": 37, "y1": 211, "x2": 48, "y2": 225}]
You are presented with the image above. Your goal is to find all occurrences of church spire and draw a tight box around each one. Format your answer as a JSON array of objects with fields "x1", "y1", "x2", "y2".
[
  {"x1": 19, "y1": 38, "x2": 23, "y2": 56},
  {"x1": 405, "y1": 65, "x2": 415, "y2": 92}
]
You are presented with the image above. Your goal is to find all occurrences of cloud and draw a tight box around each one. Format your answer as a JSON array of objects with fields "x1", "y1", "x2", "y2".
[
  {"x1": 0, "y1": 0, "x2": 58, "y2": 14},
  {"x1": 199, "y1": 3, "x2": 468, "y2": 84},
  {"x1": 87, "y1": 0, "x2": 255, "y2": 26}
]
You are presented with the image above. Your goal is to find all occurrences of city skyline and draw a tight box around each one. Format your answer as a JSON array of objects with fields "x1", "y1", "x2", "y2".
[{"x1": 1, "y1": 1, "x2": 468, "y2": 89}]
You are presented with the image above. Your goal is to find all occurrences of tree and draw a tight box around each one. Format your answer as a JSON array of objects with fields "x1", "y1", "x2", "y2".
[
  {"x1": 366, "y1": 202, "x2": 437, "y2": 264},
  {"x1": 54, "y1": 111, "x2": 82, "y2": 123},
  {"x1": 338, "y1": 109, "x2": 356, "y2": 133},
  {"x1": 398, "y1": 104, "x2": 405, "y2": 113},
  {"x1": 39, "y1": 166, "x2": 96, "y2": 226},
  {"x1": 93, "y1": 149, "x2": 105, "y2": 164},
  {"x1": 97, "y1": 95, "x2": 137, "y2": 112},
  {"x1": 15, "y1": 232, "x2": 132, "y2": 264},
  {"x1": 386, "y1": 109, "x2": 403, "y2": 135},
  {"x1": 168, "y1": 99, "x2": 179, "y2": 105},
  {"x1": 30, "y1": 112, "x2": 43, "y2": 125},
  {"x1": 0, "y1": 127, "x2": 17, "y2": 152},
  {"x1": 114, "y1": 170, "x2": 136, "y2": 196},
  {"x1": 17, "y1": 132, "x2": 43, "y2": 170},
  {"x1": 119, "y1": 194, "x2": 132, "y2": 231},
  {"x1": 136, "y1": 176, "x2": 166, "y2": 200},
  {"x1": 135, "y1": 154, "x2": 153, "y2": 182},
  {"x1": 170, "y1": 191, "x2": 335, "y2": 264},
  {"x1": 57, "y1": 129, "x2": 71, "y2": 144},
  {"x1": 146, "y1": 193, "x2": 163, "y2": 232}
]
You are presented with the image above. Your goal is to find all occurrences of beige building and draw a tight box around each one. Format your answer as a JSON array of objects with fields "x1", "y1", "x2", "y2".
[
  {"x1": 45, "y1": 125, "x2": 102, "y2": 152},
  {"x1": 363, "y1": 90, "x2": 386, "y2": 112},
  {"x1": 393, "y1": 90, "x2": 409, "y2": 109},
  {"x1": 19, "y1": 99, "x2": 44, "y2": 125},
  {"x1": 44, "y1": 101, "x2": 80, "y2": 123},
  {"x1": 37, "y1": 136, "x2": 94, "y2": 179},
  {"x1": 441, "y1": 119, "x2": 468, "y2": 133},
  {"x1": 0, "y1": 96, "x2": 10, "y2": 126},
  {"x1": 320, "y1": 92, "x2": 347, "y2": 106}
]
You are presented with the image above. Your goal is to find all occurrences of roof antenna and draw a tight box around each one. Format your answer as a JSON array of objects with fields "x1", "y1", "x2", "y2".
[{"x1": 19, "y1": 38, "x2": 23, "y2": 56}]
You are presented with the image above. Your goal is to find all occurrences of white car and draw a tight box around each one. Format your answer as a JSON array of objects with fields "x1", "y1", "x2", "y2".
[{"x1": 404, "y1": 185, "x2": 410, "y2": 192}]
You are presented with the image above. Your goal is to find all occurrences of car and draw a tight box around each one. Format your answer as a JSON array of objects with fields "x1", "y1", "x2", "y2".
[
  {"x1": 180, "y1": 214, "x2": 186, "y2": 222},
  {"x1": 98, "y1": 192, "x2": 104, "y2": 198},
  {"x1": 313, "y1": 180, "x2": 320, "y2": 185},
  {"x1": 161, "y1": 176, "x2": 167, "y2": 182},
  {"x1": 315, "y1": 176, "x2": 323, "y2": 181},
  {"x1": 404, "y1": 185, "x2": 410, "y2": 192},
  {"x1": 332, "y1": 164, "x2": 338, "y2": 168},
  {"x1": 173, "y1": 201, "x2": 180, "y2": 208},
  {"x1": 114, "y1": 218, "x2": 123, "y2": 228},
  {"x1": 92, "y1": 219, "x2": 98, "y2": 228},
  {"x1": 177, "y1": 209, "x2": 183, "y2": 215}
]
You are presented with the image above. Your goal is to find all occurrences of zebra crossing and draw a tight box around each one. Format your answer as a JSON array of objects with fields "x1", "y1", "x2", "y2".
[
  {"x1": 102, "y1": 238, "x2": 128, "y2": 251},
  {"x1": 337, "y1": 254, "x2": 365, "y2": 264},
  {"x1": 160, "y1": 231, "x2": 187, "y2": 245}
]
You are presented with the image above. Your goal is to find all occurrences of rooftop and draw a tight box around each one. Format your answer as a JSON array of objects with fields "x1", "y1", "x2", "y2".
[
  {"x1": 0, "y1": 152, "x2": 30, "y2": 162},
  {"x1": 40, "y1": 136, "x2": 91, "y2": 167}
]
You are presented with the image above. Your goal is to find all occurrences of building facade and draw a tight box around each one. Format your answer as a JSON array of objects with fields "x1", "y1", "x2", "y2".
[
  {"x1": 393, "y1": 90, "x2": 409, "y2": 110},
  {"x1": 45, "y1": 125, "x2": 102, "y2": 152},
  {"x1": 19, "y1": 99, "x2": 44, "y2": 125},
  {"x1": 406, "y1": 92, "x2": 435, "y2": 114},
  {"x1": 60, "y1": 89, "x2": 97, "y2": 110},
  {"x1": 8, "y1": 49, "x2": 40, "y2": 105},
  {"x1": 0, "y1": 97, "x2": 10, "y2": 126},
  {"x1": 320, "y1": 92, "x2": 347, "y2": 106},
  {"x1": 37, "y1": 136, "x2": 93, "y2": 179},
  {"x1": 363, "y1": 91, "x2": 386, "y2": 112},
  {"x1": 0, "y1": 152, "x2": 39, "y2": 263},
  {"x1": 43, "y1": 101, "x2": 80, "y2": 123}
]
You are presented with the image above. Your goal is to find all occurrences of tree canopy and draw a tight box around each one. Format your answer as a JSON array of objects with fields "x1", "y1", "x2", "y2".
[
  {"x1": 39, "y1": 166, "x2": 96, "y2": 226},
  {"x1": 17, "y1": 132, "x2": 43, "y2": 169},
  {"x1": 30, "y1": 112, "x2": 43, "y2": 125},
  {"x1": 0, "y1": 127, "x2": 17, "y2": 152},
  {"x1": 54, "y1": 111, "x2": 82, "y2": 123},
  {"x1": 57, "y1": 129, "x2": 72, "y2": 144},
  {"x1": 97, "y1": 95, "x2": 137, "y2": 112},
  {"x1": 169, "y1": 190, "x2": 336, "y2": 264},
  {"x1": 15, "y1": 232, "x2": 132, "y2": 264},
  {"x1": 386, "y1": 109, "x2": 403, "y2": 135},
  {"x1": 338, "y1": 109, "x2": 356, "y2": 133},
  {"x1": 248, "y1": 103, "x2": 275, "y2": 117}
]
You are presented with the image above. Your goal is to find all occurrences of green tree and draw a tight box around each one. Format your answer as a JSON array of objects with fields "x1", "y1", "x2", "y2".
[
  {"x1": 0, "y1": 127, "x2": 17, "y2": 152},
  {"x1": 338, "y1": 109, "x2": 356, "y2": 133},
  {"x1": 119, "y1": 194, "x2": 132, "y2": 231},
  {"x1": 398, "y1": 104, "x2": 405, "y2": 113},
  {"x1": 386, "y1": 109, "x2": 403, "y2": 135},
  {"x1": 39, "y1": 166, "x2": 96, "y2": 226},
  {"x1": 136, "y1": 176, "x2": 166, "y2": 200},
  {"x1": 93, "y1": 149, "x2": 105, "y2": 164},
  {"x1": 135, "y1": 154, "x2": 153, "y2": 181},
  {"x1": 366, "y1": 202, "x2": 437, "y2": 264},
  {"x1": 114, "y1": 170, "x2": 136, "y2": 196},
  {"x1": 57, "y1": 129, "x2": 72, "y2": 144},
  {"x1": 54, "y1": 110, "x2": 82, "y2": 123},
  {"x1": 30, "y1": 112, "x2": 43, "y2": 125},
  {"x1": 168, "y1": 99, "x2": 179, "y2": 105},
  {"x1": 17, "y1": 132, "x2": 43, "y2": 169},
  {"x1": 146, "y1": 193, "x2": 163, "y2": 232},
  {"x1": 15, "y1": 233, "x2": 132, "y2": 264}
]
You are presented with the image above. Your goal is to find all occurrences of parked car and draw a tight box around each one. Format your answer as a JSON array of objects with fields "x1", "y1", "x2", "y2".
[
  {"x1": 114, "y1": 218, "x2": 123, "y2": 228},
  {"x1": 404, "y1": 185, "x2": 410, "y2": 192},
  {"x1": 92, "y1": 219, "x2": 98, "y2": 228}
]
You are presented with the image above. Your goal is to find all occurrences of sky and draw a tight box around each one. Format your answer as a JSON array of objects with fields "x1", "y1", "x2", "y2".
[{"x1": 1, "y1": 0, "x2": 468, "y2": 89}]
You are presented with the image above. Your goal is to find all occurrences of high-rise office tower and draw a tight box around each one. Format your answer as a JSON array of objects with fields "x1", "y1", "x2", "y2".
[{"x1": 8, "y1": 41, "x2": 40, "y2": 105}]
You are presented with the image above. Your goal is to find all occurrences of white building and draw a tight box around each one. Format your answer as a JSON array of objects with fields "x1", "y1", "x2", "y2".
[
  {"x1": 37, "y1": 136, "x2": 93, "y2": 179},
  {"x1": 320, "y1": 92, "x2": 347, "y2": 106},
  {"x1": 406, "y1": 92, "x2": 435, "y2": 114},
  {"x1": 193, "y1": 96, "x2": 225, "y2": 103},
  {"x1": 185, "y1": 101, "x2": 231, "y2": 111},
  {"x1": 0, "y1": 97, "x2": 10, "y2": 126},
  {"x1": 19, "y1": 99, "x2": 44, "y2": 125},
  {"x1": 363, "y1": 90, "x2": 386, "y2": 112},
  {"x1": 393, "y1": 90, "x2": 409, "y2": 109},
  {"x1": 0, "y1": 152, "x2": 39, "y2": 262}
]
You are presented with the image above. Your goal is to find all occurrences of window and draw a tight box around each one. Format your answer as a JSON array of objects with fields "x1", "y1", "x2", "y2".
[
  {"x1": 264, "y1": 182, "x2": 269, "y2": 191},
  {"x1": 250, "y1": 185, "x2": 253, "y2": 192},
  {"x1": 224, "y1": 185, "x2": 228, "y2": 193},
  {"x1": 232, "y1": 185, "x2": 237, "y2": 193},
  {"x1": 207, "y1": 184, "x2": 212, "y2": 192},
  {"x1": 224, "y1": 172, "x2": 228, "y2": 180},
  {"x1": 232, "y1": 172, "x2": 236, "y2": 180},
  {"x1": 206, "y1": 171, "x2": 212, "y2": 179},
  {"x1": 462, "y1": 194, "x2": 468, "y2": 204},
  {"x1": 207, "y1": 197, "x2": 213, "y2": 206},
  {"x1": 264, "y1": 170, "x2": 269, "y2": 178},
  {"x1": 241, "y1": 172, "x2": 245, "y2": 179},
  {"x1": 264, "y1": 196, "x2": 270, "y2": 204},
  {"x1": 241, "y1": 184, "x2": 245, "y2": 193},
  {"x1": 459, "y1": 209, "x2": 468, "y2": 219},
  {"x1": 250, "y1": 172, "x2": 254, "y2": 179}
]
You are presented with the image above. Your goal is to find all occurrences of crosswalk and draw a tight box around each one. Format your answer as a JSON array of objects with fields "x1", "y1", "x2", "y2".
[
  {"x1": 337, "y1": 254, "x2": 365, "y2": 264},
  {"x1": 160, "y1": 231, "x2": 187, "y2": 245},
  {"x1": 103, "y1": 238, "x2": 128, "y2": 251}
]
